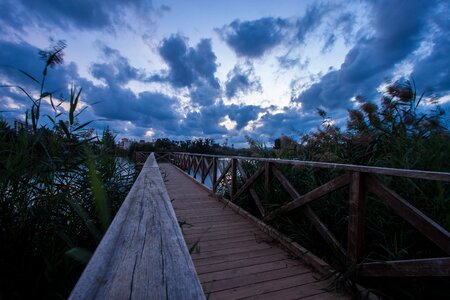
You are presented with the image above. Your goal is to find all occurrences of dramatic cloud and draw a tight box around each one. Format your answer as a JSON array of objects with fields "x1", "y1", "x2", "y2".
[
  {"x1": 0, "y1": 0, "x2": 154, "y2": 31},
  {"x1": 295, "y1": 3, "x2": 332, "y2": 44},
  {"x1": 0, "y1": 40, "x2": 183, "y2": 136},
  {"x1": 217, "y1": 17, "x2": 288, "y2": 58},
  {"x1": 225, "y1": 63, "x2": 262, "y2": 99},
  {"x1": 294, "y1": 0, "x2": 437, "y2": 110},
  {"x1": 1, "y1": 0, "x2": 448, "y2": 145},
  {"x1": 153, "y1": 34, "x2": 219, "y2": 89},
  {"x1": 410, "y1": 2, "x2": 450, "y2": 94},
  {"x1": 90, "y1": 46, "x2": 146, "y2": 86}
]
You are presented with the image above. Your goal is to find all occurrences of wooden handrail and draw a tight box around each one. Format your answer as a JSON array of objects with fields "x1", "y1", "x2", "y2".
[
  {"x1": 70, "y1": 153, "x2": 205, "y2": 300},
  {"x1": 168, "y1": 152, "x2": 450, "y2": 278},
  {"x1": 171, "y1": 152, "x2": 450, "y2": 182}
]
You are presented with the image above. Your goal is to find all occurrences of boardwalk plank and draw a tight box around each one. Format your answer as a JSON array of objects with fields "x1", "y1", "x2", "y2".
[{"x1": 160, "y1": 163, "x2": 348, "y2": 300}]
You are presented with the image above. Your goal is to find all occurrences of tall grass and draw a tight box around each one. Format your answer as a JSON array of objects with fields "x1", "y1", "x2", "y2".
[{"x1": 0, "y1": 42, "x2": 137, "y2": 298}]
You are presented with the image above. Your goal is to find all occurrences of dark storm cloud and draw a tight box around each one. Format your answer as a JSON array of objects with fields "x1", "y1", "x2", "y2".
[
  {"x1": 217, "y1": 17, "x2": 288, "y2": 58},
  {"x1": 0, "y1": 40, "x2": 182, "y2": 134},
  {"x1": 190, "y1": 80, "x2": 221, "y2": 106},
  {"x1": 76, "y1": 81, "x2": 183, "y2": 135},
  {"x1": 410, "y1": 2, "x2": 450, "y2": 94},
  {"x1": 227, "y1": 104, "x2": 263, "y2": 130},
  {"x1": 90, "y1": 46, "x2": 146, "y2": 85},
  {"x1": 294, "y1": 0, "x2": 437, "y2": 111},
  {"x1": 257, "y1": 106, "x2": 320, "y2": 138},
  {"x1": 0, "y1": 0, "x2": 154, "y2": 31},
  {"x1": 154, "y1": 34, "x2": 220, "y2": 89},
  {"x1": 225, "y1": 63, "x2": 262, "y2": 99}
]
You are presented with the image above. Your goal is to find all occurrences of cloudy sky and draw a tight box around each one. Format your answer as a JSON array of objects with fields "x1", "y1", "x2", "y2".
[{"x1": 0, "y1": 0, "x2": 449, "y2": 147}]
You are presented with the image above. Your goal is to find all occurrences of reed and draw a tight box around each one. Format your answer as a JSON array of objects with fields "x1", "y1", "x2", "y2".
[{"x1": 0, "y1": 43, "x2": 137, "y2": 298}]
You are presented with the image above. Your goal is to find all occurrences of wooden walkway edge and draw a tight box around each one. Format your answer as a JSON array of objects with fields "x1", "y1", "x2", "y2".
[
  {"x1": 69, "y1": 154, "x2": 204, "y2": 300},
  {"x1": 160, "y1": 163, "x2": 349, "y2": 300}
]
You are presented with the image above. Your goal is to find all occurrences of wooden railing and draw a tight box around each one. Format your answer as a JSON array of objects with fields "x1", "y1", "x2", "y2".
[
  {"x1": 70, "y1": 153, "x2": 205, "y2": 299},
  {"x1": 167, "y1": 152, "x2": 450, "y2": 277}
]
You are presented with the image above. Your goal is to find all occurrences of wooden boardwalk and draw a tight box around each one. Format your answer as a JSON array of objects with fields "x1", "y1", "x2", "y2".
[{"x1": 160, "y1": 163, "x2": 348, "y2": 300}]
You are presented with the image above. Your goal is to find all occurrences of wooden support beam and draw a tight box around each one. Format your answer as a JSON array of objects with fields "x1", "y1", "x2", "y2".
[
  {"x1": 187, "y1": 156, "x2": 194, "y2": 174},
  {"x1": 202, "y1": 159, "x2": 213, "y2": 184},
  {"x1": 358, "y1": 257, "x2": 450, "y2": 277},
  {"x1": 303, "y1": 206, "x2": 347, "y2": 263},
  {"x1": 265, "y1": 165, "x2": 346, "y2": 262},
  {"x1": 213, "y1": 160, "x2": 232, "y2": 192},
  {"x1": 232, "y1": 166, "x2": 265, "y2": 201},
  {"x1": 231, "y1": 158, "x2": 238, "y2": 200},
  {"x1": 347, "y1": 172, "x2": 366, "y2": 265},
  {"x1": 367, "y1": 176, "x2": 450, "y2": 255},
  {"x1": 212, "y1": 158, "x2": 218, "y2": 193},
  {"x1": 193, "y1": 156, "x2": 201, "y2": 179},
  {"x1": 264, "y1": 173, "x2": 350, "y2": 221},
  {"x1": 200, "y1": 156, "x2": 205, "y2": 183},
  {"x1": 237, "y1": 162, "x2": 265, "y2": 216}
]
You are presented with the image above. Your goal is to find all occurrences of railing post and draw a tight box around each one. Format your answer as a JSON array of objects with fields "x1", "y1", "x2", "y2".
[
  {"x1": 231, "y1": 158, "x2": 237, "y2": 200},
  {"x1": 201, "y1": 156, "x2": 206, "y2": 184},
  {"x1": 264, "y1": 162, "x2": 273, "y2": 204},
  {"x1": 347, "y1": 171, "x2": 366, "y2": 266},
  {"x1": 193, "y1": 156, "x2": 198, "y2": 179},
  {"x1": 212, "y1": 158, "x2": 218, "y2": 193}
]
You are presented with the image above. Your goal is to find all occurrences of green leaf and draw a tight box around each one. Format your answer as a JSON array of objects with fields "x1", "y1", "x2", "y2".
[
  {"x1": 40, "y1": 91, "x2": 51, "y2": 98},
  {"x1": 58, "y1": 119, "x2": 71, "y2": 139},
  {"x1": 66, "y1": 198, "x2": 102, "y2": 242},
  {"x1": 87, "y1": 154, "x2": 111, "y2": 233},
  {"x1": 18, "y1": 69, "x2": 40, "y2": 84},
  {"x1": 74, "y1": 106, "x2": 88, "y2": 118},
  {"x1": 46, "y1": 115, "x2": 55, "y2": 125},
  {"x1": 73, "y1": 120, "x2": 94, "y2": 132},
  {"x1": 66, "y1": 247, "x2": 92, "y2": 264}
]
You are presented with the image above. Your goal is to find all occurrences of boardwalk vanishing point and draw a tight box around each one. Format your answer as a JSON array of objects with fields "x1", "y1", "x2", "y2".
[
  {"x1": 161, "y1": 162, "x2": 347, "y2": 299},
  {"x1": 69, "y1": 152, "x2": 450, "y2": 299}
]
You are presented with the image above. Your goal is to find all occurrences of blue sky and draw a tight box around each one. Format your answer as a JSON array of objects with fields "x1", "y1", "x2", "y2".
[{"x1": 0, "y1": 0, "x2": 449, "y2": 147}]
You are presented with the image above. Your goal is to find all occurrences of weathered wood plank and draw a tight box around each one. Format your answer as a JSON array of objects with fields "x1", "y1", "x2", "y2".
[
  {"x1": 367, "y1": 175, "x2": 450, "y2": 255},
  {"x1": 160, "y1": 162, "x2": 350, "y2": 299},
  {"x1": 202, "y1": 266, "x2": 310, "y2": 294},
  {"x1": 358, "y1": 257, "x2": 450, "y2": 277},
  {"x1": 69, "y1": 153, "x2": 204, "y2": 300},
  {"x1": 208, "y1": 272, "x2": 316, "y2": 300},
  {"x1": 198, "y1": 259, "x2": 301, "y2": 283}
]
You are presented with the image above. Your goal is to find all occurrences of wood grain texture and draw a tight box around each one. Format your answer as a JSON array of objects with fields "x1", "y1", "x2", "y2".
[
  {"x1": 359, "y1": 257, "x2": 450, "y2": 277},
  {"x1": 69, "y1": 153, "x2": 205, "y2": 300},
  {"x1": 160, "y1": 162, "x2": 348, "y2": 300}
]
